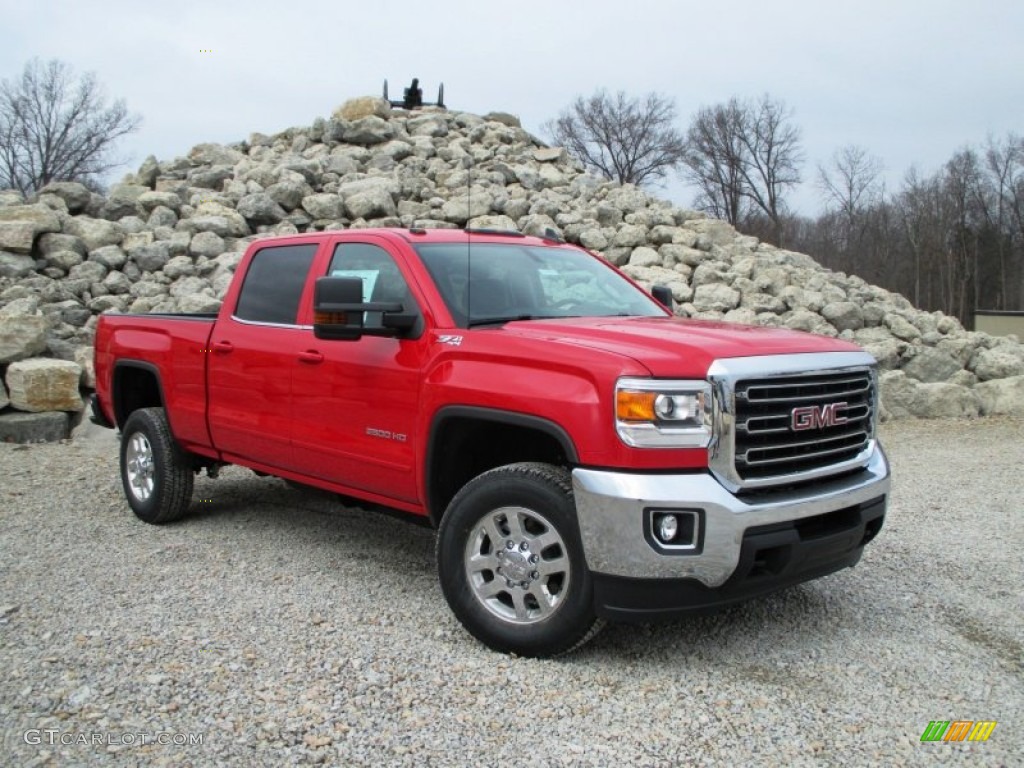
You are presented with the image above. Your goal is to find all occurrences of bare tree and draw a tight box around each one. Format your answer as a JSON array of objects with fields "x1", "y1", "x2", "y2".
[
  {"x1": 0, "y1": 58, "x2": 141, "y2": 195},
  {"x1": 681, "y1": 98, "x2": 748, "y2": 225},
  {"x1": 817, "y1": 145, "x2": 885, "y2": 257},
  {"x1": 681, "y1": 94, "x2": 802, "y2": 245},
  {"x1": 542, "y1": 90, "x2": 687, "y2": 187}
]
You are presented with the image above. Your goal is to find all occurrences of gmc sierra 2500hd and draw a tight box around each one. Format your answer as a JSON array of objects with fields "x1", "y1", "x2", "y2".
[{"x1": 92, "y1": 228, "x2": 890, "y2": 656}]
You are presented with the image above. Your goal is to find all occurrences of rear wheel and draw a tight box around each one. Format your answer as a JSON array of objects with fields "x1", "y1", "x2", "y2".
[
  {"x1": 120, "y1": 407, "x2": 194, "y2": 524},
  {"x1": 437, "y1": 462, "x2": 601, "y2": 657}
]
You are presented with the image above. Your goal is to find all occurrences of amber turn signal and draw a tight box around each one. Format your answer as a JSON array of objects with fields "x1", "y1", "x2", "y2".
[{"x1": 616, "y1": 390, "x2": 656, "y2": 421}]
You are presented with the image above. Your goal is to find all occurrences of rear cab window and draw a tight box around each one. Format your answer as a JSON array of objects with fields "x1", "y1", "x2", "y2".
[{"x1": 234, "y1": 244, "x2": 319, "y2": 325}]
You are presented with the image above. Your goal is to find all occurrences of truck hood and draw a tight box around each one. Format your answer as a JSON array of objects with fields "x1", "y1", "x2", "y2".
[{"x1": 497, "y1": 316, "x2": 865, "y2": 376}]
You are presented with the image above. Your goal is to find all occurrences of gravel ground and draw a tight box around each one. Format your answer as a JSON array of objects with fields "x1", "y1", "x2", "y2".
[{"x1": 1, "y1": 418, "x2": 1021, "y2": 767}]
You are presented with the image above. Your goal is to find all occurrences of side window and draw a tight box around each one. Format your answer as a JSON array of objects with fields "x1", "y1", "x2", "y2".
[
  {"x1": 328, "y1": 243, "x2": 415, "y2": 309},
  {"x1": 234, "y1": 244, "x2": 317, "y2": 325}
]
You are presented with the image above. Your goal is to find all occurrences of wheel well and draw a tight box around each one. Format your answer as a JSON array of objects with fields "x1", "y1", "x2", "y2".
[
  {"x1": 113, "y1": 364, "x2": 163, "y2": 428},
  {"x1": 428, "y1": 416, "x2": 572, "y2": 527}
]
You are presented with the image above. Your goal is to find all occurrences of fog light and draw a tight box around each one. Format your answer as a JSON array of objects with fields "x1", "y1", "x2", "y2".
[{"x1": 655, "y1": 513, "x2": 678, "y2": 543}]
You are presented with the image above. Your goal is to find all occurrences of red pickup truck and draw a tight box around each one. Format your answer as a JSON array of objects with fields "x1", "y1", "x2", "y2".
[{"x1": 92, "y1": 228, "x2": 890, "y2": 656}]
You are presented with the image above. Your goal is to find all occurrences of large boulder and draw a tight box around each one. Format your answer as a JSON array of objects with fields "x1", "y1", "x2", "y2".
[
  {"x1": 236, "y1": 193, "x2": 286, "y2": 224},
  {"x1": 64, "y1": 216, "x2": 124, "y2": 251},
  {"x1": 5, "y1": 358, "x2": 83, "y2": 412},
  {"x1": 0, "y1": 251, "x2": 36, "y2": 278},
  {"x1": 975, "y1": 376, "x2": 1024, "y2": 416},
  {"x1": 0, "y1": 204, "x2": 62, "y2": 253},
  {"x1": 38, "y1": 181, "x2": 92, "y2": 213},
  {"x1": 333, "y1": 97, "x2": 391, "y2": 122},
  {"x1": 0, "y1": 313, "x2": 49, "y2": 363},
  {"x1": 0, "y1": 411, "x2": 70, "y2": 443}
]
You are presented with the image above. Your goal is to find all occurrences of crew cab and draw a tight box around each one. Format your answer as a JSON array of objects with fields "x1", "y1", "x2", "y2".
[{"x1": 92, "y1": 228, "x2": 890, "y2": 656}]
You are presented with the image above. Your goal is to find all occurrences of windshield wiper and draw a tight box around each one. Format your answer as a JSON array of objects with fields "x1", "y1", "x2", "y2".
[{"x1": 467, "y1": 314, "x2": 539, "y2": 328}]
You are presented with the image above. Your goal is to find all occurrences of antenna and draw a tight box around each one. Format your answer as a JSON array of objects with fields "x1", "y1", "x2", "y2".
[{"x1": 466, "y1": 142, "x2": 472, "y2": 326}]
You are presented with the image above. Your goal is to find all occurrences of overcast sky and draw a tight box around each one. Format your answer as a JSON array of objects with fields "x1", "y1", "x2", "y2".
[{"x1": 3, "y1": 0, "x2": 1022, "y2": 215}]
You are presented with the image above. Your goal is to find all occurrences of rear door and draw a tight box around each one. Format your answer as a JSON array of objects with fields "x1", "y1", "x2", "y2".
[
  {"x1": 290, "y1": 236, "x2": 429, "y2": 504},
  {"x1": 207, "y1": 241, "x2": 319, "y2": 471}
]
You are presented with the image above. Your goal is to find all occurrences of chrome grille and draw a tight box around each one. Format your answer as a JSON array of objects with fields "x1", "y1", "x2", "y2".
[{"x1": 733, "y1": 370, "x2": 874, "y2": 481}]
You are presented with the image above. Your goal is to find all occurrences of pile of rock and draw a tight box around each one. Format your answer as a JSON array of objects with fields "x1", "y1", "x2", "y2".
[{"x1": 0, "y1": 95, "x2": 1022, "y2": 441}]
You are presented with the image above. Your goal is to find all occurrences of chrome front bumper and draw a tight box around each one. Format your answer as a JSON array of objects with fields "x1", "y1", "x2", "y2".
[{"x1": 572, "y1": 444, "x2": 890, "y2": 588}]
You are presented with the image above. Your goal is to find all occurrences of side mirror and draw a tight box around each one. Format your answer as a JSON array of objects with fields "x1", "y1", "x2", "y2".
[
  {"x1": 313, "y1": 276, "x2": 420, "y2": 341},
  {"x1": 313, "y1": 276, "x2": 365, "y2": 340},
  {"x1": 651, "y1": 284, "x2": 674, "y2": 311}
]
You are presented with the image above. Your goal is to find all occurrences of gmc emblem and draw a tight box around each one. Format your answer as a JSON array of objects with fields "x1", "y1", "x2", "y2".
[{"x1": 791, "y1": 402, "x2": 849, "y2": 431}]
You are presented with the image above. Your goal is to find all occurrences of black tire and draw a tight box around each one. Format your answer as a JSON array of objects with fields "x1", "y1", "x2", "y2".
[
  {"x1": 437, "y1": 462, "x2": 602, "y2": 657},
  {"x1": 119, "y1": 407, "x2": 194, "y2": 524}
]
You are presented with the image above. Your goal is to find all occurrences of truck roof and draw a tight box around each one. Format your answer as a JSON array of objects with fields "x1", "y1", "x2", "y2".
[{"x1": 248, "y1": 228, "x2": 570, "y2": 249}]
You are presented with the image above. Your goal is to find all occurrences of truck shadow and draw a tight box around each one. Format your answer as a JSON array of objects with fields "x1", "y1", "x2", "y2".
[{"x1": 180, "y1": 468, "x2": 861, "y2": 663}]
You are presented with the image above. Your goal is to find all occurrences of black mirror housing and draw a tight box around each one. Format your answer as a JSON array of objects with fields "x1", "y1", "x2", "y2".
[
  {"x1": 651, "y1": 284, "x2": 674, "y2": 311},
  {"x1": 313, "y1": 276, "x2": 420, "y2": 340}
]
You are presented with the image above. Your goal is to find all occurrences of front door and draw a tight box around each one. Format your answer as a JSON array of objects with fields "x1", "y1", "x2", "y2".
[{"x1": 290, "y1": 238, "x2": 427, "y2": 504}]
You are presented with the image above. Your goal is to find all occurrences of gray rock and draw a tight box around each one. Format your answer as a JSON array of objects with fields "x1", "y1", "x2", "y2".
[
  {"x1": 628, "y1": 247, "x2": 662, "y2": 268},
  {"x1": 821, "y1": 301, "x2": 864, "y2": 332},
  {"x1": 0, "y1": 410, "x2": 69, "y2": 443},
  {"x1": 100, "y1": 183, "x2": 148, "y2": 219},
  {"x1": 533, "y1": 147, "x2": 566, "y2": 163},
  {"x1": 342, "y1": 116, "x2": 394, "y2": 145},
  {"x1": 68, "y1": 261, "x2": 108, "y2": 283},
  {"x1": 237, "y1": 193, "x2": 286, "y2": 224},
  {"x1": 187, "y1": 164, "x2": 235, "y2": 190},
  {"x1": 910, "y1": 383, "x2": 981, "y2": 419},
  {"x1": 5, "y1": 358, "x2": 82, "y2": 412},
  {"x1": 38, "y1": 233, "x2": 86, "y2": 256},
  {"x1": 189, "y1": 231, "x2": 226, "y2": 259},
  {"x1": 0, "y1": 251, "x2": 36, "y2": 278},
  {"x1": 612, "y1": 224, "x2": 647, "y2": 248},
  {"x1": 89, "y1": 245, "x2": 128, "y2": 270},
  {"x1": 975, "y1": 376, "x2": 1024, "y2": 416},
  {"x1": 0, "y1": 314, "x2": 49, "y2": 363},
  {"x1": 188, "y1": 142, "x2": 244, "y2": 166},
  {"x1": 969, "y1": 347, "x2": 1024, "y2": 381},
  {"x1": 579, "y1": 229, "x2": 608, "y2": 251},
  {"x1": 133, "y1": 242, "x2": 172, "y2": 272},
  {"x1": 64, "y1": 216, "x2": 124, "y2": 250},
  {"x1": 266, "y1": 180, "x2": 311, "y2": 211},
  {"x1": 407, "y1": 115, "x2": 449, "y2": 138},
  {"x1": 102, "y1": 270, "x2": 133, "y2": 295},
  {"x1": 441, "y1": 193, "x2": 491, "y2": 224},
  {"x1": 38, "y1": 181, "x2": 92, "y2": 213},
  {"x1": 484, "y1": 112, "x2": 521, "y2": 127},
  {"x1": 900, "y1": 347, "x2": 963, "y2": 383},
  {"x1": 0, "y1": 204, "x2": 62, "y2": 253},
  {"x1": 693, "y1": 284, "x2": 740, "y2": 312},
  {"x1": 177, "y1": 293, "x2": 222, "y2": 313},
  {"x1": 163, "y1": 255, "x2": 196, "y2": 279},
  {"x1": 138, "y1": 190, "x2": 183, "y2": 212},
  {"x1": 879, "y1": 370, "x2": 919, "y2": 419},
  {"x1": 885, "y1": 313, "x2": 921, "y2": 341}
]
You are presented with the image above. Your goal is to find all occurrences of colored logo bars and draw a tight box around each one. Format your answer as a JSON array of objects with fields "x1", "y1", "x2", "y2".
[{"x1": 920, "y1": 721, "x2": 997, "y2": 742}]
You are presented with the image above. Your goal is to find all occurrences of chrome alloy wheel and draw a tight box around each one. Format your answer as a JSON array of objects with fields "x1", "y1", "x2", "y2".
[
  {"x1": 464, "y1": 506, "x2": 570, "y2": 624},
  {"x1": 125, "y1": 432, "x2": 156, "y2": 502}
]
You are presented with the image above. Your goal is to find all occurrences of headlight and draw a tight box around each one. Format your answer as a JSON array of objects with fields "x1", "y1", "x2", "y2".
[{"x1": 615, "y1": 378, "x2": 713, "y2": 448}]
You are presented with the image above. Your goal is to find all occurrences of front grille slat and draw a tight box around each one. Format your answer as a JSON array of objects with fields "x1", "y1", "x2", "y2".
[{"x1": 732, "y1": 369, "x2": 875, "y2": 482}]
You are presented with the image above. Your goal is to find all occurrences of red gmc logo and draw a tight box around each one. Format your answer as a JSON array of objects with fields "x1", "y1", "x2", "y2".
[{"x1": 791, "y1": 402, "x2": 849, "y2": 431}]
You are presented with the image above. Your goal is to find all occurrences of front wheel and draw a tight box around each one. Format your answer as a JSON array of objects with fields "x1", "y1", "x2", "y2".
[
  {"x1": 437, "y1": 462, "x2": 602, "y2": 657},
  {"x1": 120, "y1": 407, "x2": 194, "y2": 524}
]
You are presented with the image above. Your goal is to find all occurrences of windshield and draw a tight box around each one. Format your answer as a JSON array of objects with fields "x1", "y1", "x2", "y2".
[{"x1": 415, "y1": 243, "x2": 666, "y2": 327}]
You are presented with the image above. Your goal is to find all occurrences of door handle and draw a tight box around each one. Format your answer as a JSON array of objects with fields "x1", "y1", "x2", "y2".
[
  {"x1": 298, "y1": 350, "x2": 324, "y2": 364},
  {"x1": 212, "y1": 341, "x2": 234, "y2": 354}
]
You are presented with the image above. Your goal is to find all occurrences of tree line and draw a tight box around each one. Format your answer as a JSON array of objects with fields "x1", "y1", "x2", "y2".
[{"x1": 546, "y1": 91, "x2": 1024, "y2": 326}]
